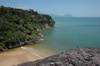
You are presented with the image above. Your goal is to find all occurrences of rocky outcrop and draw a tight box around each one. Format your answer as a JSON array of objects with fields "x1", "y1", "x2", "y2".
[
  {"x1": 0, "y1": 32, "x2": 44, "y2": 51},
  {"x1": 17, "y1": 48, "x2": 100, "y2": 66}
]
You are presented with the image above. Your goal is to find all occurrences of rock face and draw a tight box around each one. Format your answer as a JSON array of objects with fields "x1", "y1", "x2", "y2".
[{"x1": 17, "y1": 48, "x2": 100, "y2": 66}]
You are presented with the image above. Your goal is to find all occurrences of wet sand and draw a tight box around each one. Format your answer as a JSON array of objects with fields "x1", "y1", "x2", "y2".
[{"x1": 0, "y1": 47, "x2": 43, "y2": 66}]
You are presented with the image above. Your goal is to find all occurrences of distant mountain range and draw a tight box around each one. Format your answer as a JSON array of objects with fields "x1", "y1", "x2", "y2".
[{"x1": 49, "y1": 14, "x2": 73, "y2": 17}]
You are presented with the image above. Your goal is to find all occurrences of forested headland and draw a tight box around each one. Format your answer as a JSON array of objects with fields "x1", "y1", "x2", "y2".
[{"x1": 0, "y1": 6, "x2": 55, "y2": 51}]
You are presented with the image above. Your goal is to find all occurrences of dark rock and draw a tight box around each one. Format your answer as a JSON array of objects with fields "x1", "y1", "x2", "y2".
[{"x1": 17, "y1": 48, "x2": 100, "y2": 66}]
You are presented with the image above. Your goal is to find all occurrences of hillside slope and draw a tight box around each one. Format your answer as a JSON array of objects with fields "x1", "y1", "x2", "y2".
[{"x1": 0, "y1": 6, "x2": 55, "y2": 51}]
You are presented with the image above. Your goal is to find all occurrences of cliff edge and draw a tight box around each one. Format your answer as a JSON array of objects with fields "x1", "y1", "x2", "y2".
[{"x1": 17, "y1": 48, "x2": 100, "y2": 66}]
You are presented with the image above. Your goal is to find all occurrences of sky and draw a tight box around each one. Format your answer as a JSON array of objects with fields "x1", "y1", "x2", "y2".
[{"x1": 0, "y1": 0, "x2": 100, "y2": 17}]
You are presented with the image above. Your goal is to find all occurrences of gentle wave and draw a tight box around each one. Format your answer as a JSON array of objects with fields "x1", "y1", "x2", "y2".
[{"x1": 21, "y1": 47, "x2": 43, "y2": 59}]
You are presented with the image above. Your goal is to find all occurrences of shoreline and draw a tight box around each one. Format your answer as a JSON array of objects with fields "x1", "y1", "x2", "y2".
[
  {"x1": 0, "y1": 47, "x2": 43, "y2": 66},
  {"x1": 17, "y1": 48, "x2": 100, "y2": 66}
]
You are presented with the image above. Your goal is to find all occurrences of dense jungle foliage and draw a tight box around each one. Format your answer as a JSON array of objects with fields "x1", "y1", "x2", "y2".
[{"x1": 0, "y1": 6, "x2": 55, "y2": 50}]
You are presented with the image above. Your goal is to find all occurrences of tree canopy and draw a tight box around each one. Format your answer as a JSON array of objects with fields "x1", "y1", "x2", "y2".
[{"x1": 0, "y1": 6, "x2": 55, "y2": 50}]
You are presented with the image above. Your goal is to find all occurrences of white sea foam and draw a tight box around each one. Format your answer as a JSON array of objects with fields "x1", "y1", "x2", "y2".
[
  {"x1": 21, "y1": 47, "x2": 43, "y2": 59},
  {"x1": 32, "y1": 52, "x2": 43, "y2": 59},
  {"x1": 21, "y1": 47, "x2": 33, "y2": 50}
]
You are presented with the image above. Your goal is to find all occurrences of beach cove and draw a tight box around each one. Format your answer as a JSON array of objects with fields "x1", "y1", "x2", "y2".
[
  {"x1": 0, "y1": 45, "x2": 54, "y2": 66},
  {"x1": 0, "y1": 17, "x2": 100, "y2": 66}
]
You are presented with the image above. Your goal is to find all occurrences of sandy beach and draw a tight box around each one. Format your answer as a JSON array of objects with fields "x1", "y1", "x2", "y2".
[{"x1": 0, "y1": 47, "x2": 43, "y2": 66}]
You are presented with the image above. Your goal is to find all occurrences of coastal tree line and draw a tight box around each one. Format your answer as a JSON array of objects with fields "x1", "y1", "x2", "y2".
[{"x1": 0, "y1": 5, "x2": 55, "y2": 50}]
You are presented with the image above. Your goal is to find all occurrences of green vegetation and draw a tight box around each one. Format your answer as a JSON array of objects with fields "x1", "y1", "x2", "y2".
[{"x1": 0, "y1": 6, "x2": 55, "y2": 50}]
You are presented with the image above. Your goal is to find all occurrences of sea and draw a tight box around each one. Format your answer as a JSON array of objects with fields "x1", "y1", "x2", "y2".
[{"x1": 28, "y1": 17, "x2": 100, "y2": 56}]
